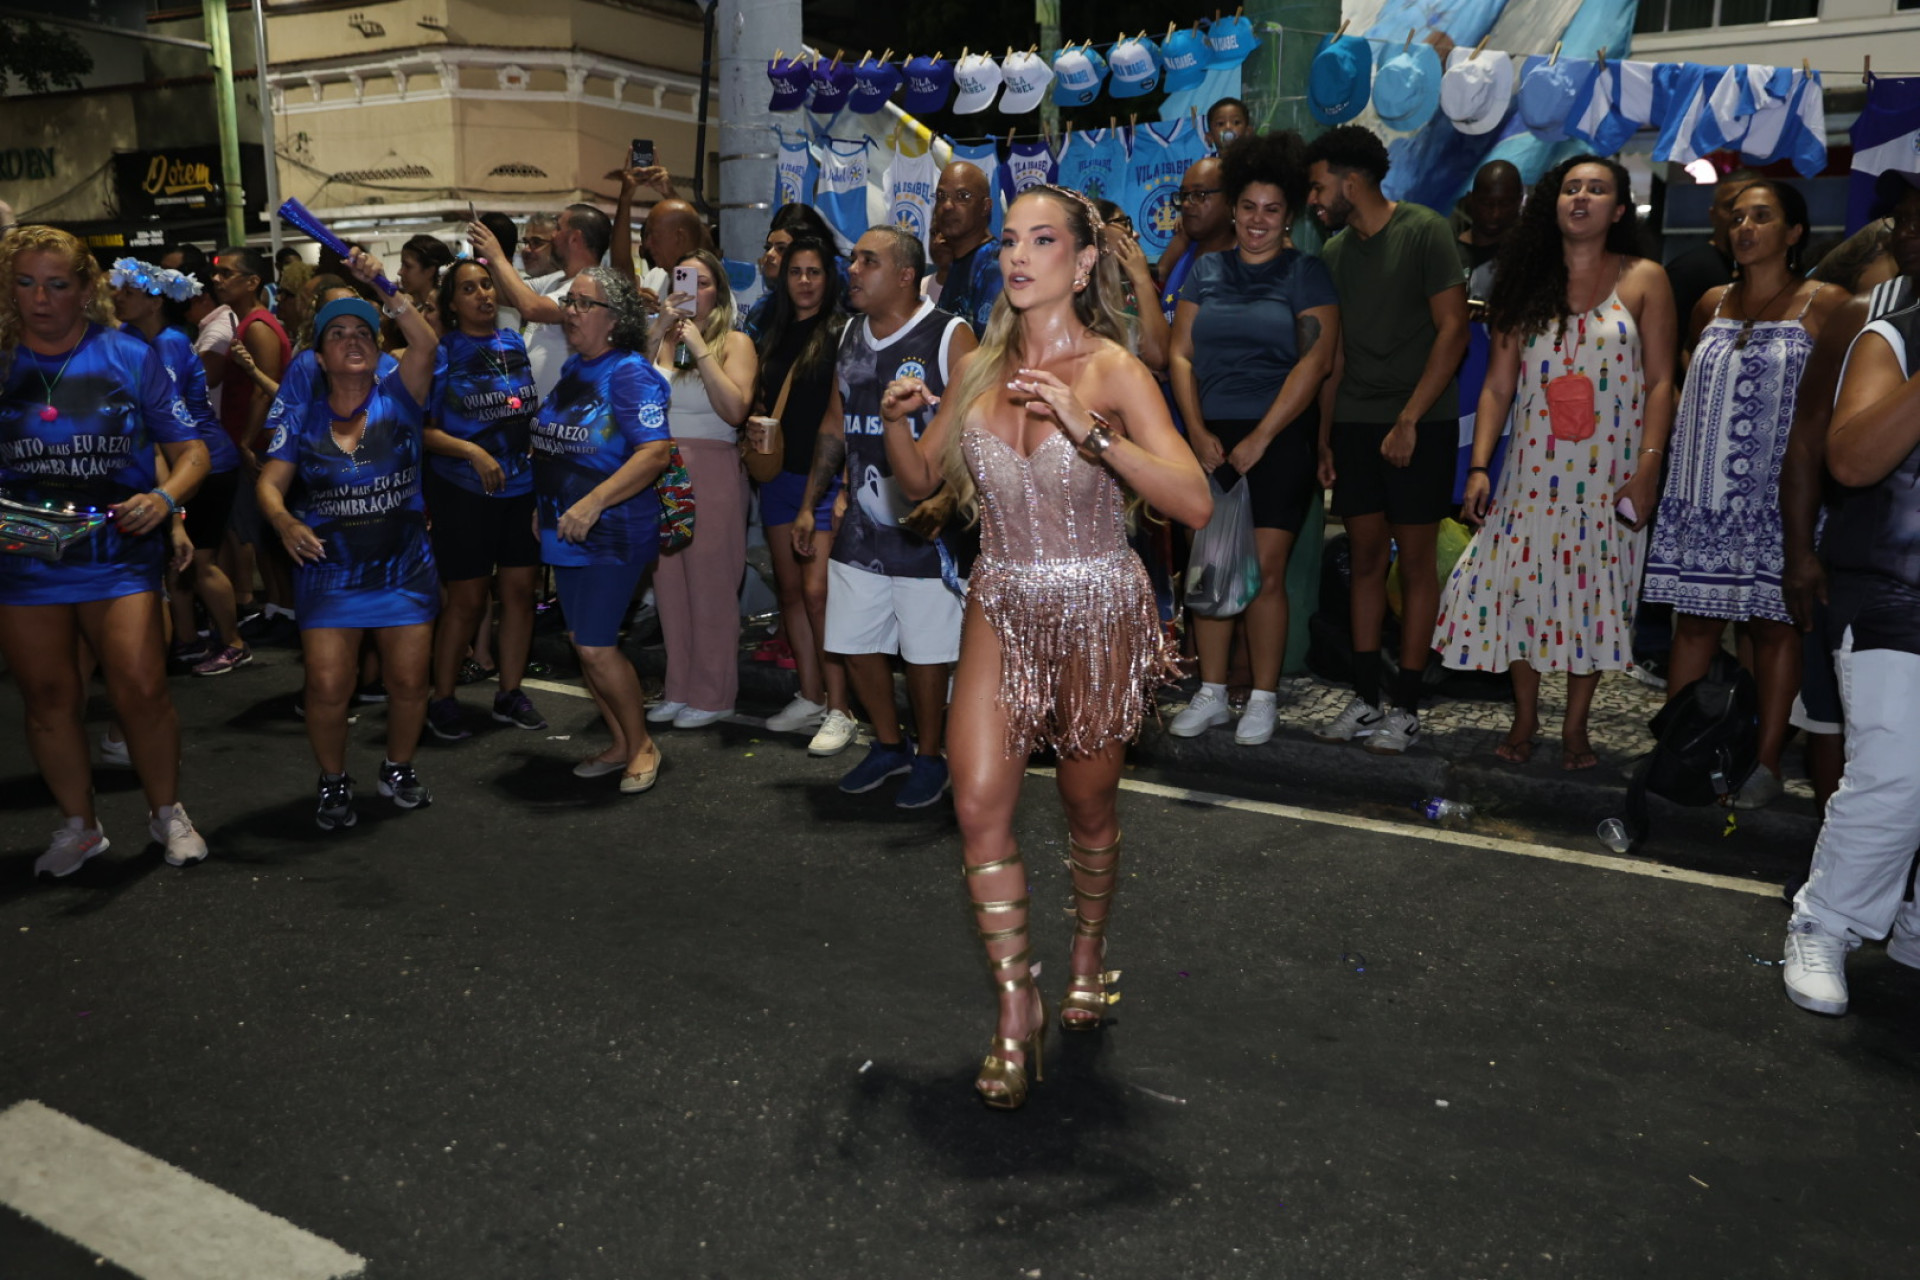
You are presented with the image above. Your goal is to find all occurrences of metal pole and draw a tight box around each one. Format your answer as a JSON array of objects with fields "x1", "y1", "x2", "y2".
[
  {"x1": 1037, "y1": 0, "x2": 1060, "y2": 136},
  {"x1": 714, "y1": 0, "x2": 800, "y2": 264},
  {"x1": 201, "y1": 0, "x2": 246, "y2": 245},
  {"x1": 250, "y1": 0, "x2": 282, "y2": 255},
  {"x1": 691, "y1": 2, "x2": 717, "y2": 223}
]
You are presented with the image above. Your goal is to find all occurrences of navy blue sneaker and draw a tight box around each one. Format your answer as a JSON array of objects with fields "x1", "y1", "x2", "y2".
[
  {"x1": 895, "y1": 754, "x2": 950, "y2": 809},
  {"x1": 838, "y1": 740, "x2": 912, "y2": 794},
  {"x1": 426, "y1": 696, "x2": 471, "y2": 742}
]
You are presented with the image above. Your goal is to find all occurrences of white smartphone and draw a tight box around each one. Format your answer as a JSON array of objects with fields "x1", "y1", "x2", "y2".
[{"x1": 673, "y1": 264, "x2": 699, "y2": 315}]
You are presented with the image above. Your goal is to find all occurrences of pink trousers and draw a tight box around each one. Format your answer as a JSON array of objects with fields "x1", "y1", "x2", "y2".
[{"x1": 656, "y1": 438, "x2": 748, "y2": 712}]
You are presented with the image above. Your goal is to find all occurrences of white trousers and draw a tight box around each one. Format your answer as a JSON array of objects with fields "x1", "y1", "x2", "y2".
[{"x1": 1791, "y1": 627, "x2": 1920, "y2": 945}]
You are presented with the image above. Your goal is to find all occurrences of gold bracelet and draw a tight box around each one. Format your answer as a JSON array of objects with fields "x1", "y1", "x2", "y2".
[{"x1": 1081, "y1": 411, "x2": 1116, "y2": 458}]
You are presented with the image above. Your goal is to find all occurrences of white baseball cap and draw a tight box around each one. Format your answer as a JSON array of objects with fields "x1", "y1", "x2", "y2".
[
  {"x1": 952, "y1": 53, "x2": 1004, "y2": 115},
  {"x1": 1108, "y1": 37, "x2": 1160, "y2": 99},
  {"x1": 997, "y1": 50, "x2": 1054, "y2": 114}
]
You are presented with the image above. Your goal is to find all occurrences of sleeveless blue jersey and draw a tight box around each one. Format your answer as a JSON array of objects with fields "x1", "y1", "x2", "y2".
[
  {"x1": 429, "y1": 329, "x2": 538, "y2": 496},
  {"x1": 0, "y1": 323, "x2": 198, "y2": 604},
  {"x1": 531, "y1": 349, "x2": 672, "y2": 567},
  {"x1": 266, "y1": 368, "x2": 438, "y2": 629}
]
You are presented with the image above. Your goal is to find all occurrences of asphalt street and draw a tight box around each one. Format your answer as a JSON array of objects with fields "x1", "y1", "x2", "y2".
[{"x1": 1, "y1": 645, "x2": 1917, "y2": 1279}]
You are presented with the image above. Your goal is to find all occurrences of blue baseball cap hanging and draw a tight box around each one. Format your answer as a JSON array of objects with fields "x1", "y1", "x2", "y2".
[
  {"x1": 901, "y1": 54, "x2": 955, "y2": 114},
  {"x1": 1108, "y1": 33, "x2": 1161, "y2": 100},
  {"x1": 767, "y1": 52, "x2": 809, "y2": 112},
  {"x1": 849, "y1": 53, "x2": 902, "y2": 115},
  {"x1": 809, "y1": 56, "x2": 856, "y2": 114},
  {"x1": 1205, "y1": 14, "x2": 1261, "y2": 69},
  {"x1": 1161, "y1": 27, "x2": 1210, "y2": 94},
  {"x1": 1052, "y1": 44, "x2": 1107, "y2": 108}
]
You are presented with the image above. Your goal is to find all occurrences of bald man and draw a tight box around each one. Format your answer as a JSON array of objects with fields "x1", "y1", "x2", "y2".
[
  {"x1": 1157, "y1": 156, "x2": 1235, "y2": 323},
  {"x1": 930, "y1": 160, "x2": 1001, "y2": 334},
  {"x1": 1457, "y1": 160, "x2": 1521, "y2": 275},
  {"x1": 639, "y1": 199, "x2": 710, "y2": 295}
]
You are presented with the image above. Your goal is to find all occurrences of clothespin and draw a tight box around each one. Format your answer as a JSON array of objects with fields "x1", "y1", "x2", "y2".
[
  {"x1": 932, "y1": 51, "x2": 942, "y2": 63},
  {"x1": 1167, "y1": 22, "x2": 1176, "y2": 39},
  {"x1": 828, "y1": 51, "x2": 841, "y2": 70},
  {"x1": 773, "y1": 47, "x2": 785, "y2": 63},
  {"x1": 961, "y1": 46, "x2": 969, "y2": 61},
  {"x1": 1028, "y1": 44, "x2": 1037, "y2": 55},
  {"x1": 881, "y1": 49, "x2": 893, "y2": 63},
  {"x1": 1235, "y1": 5, "x2": 1244, "y2": 16},
  {"x1": 1596, "y1": 48, "x2": 1607, "y2": 69},
  {"x1": 1472, "y1": 34, "x2": 1490, "y2": 58},
  {"x1": 1802, "y1": 57, "x2": 1811, "y2": 79},
  {"x1": 1864, "y1": 55, "x2": 1872, "y2": 82},
  {"x1": 861, "y1": 49, "x2": 872, "y2": 65},
  {"x1": 1129, "y1": 112, "x2": 1138, "y2": 130},
  {"x1": 1550, "y1": 42, "x2": 1562, "y2": 66},
  {"x1": 1335, "y1": 18, "x2": 1349, "y2": 38},
  {"x1": 1404, "y1": 29, "x2": 1415, "y2": 52},
  {"x1": 1109, "y1": 115, "x2": 1118, "y2": 133}
]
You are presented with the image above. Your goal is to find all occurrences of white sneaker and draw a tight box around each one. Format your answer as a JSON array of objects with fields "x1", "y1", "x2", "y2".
[
  {"x1": 646, "y1": 699, "x2": 687, "y2": 724},
  {"x1": 1315, "y1": 695, "x2": 1384, "y2": 743},
  {"x1": 1169, "y1": 685, "x2": 1232, "y2": 738},
  {"x1": 808, "y1": 709, "x2": 858, "y2": 757},
  {"x1": 35, "y1": 823, "x2": 109, "y2": 878},
  {"x1": 766, "y1": 694, "x2": 828, "y2": 734},
  {"x1": 1365, "y1": 707, "x2": 1420, "y2": 755},
  {"x1": 1235, "y1": 694, "x2": 1279, "y2": 745},
  {"x1": 150, "y1": 804, "x2": 208, "y2": 867},
  {"x1": 99, "y1": 732, "x2": 129, "y2": 768},
  {"x1": 1783, "y1": 923, "x2": 1851, "y2": 1016},
  {"x1": 1888, "y1": 924, "x2": 1920, "y2": 971},
  {"x1": 672, "y1": 706, "x2": 731, "y2": 730}
]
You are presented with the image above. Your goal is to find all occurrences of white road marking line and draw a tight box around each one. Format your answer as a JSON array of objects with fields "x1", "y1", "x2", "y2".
[
  {"x1": 1029, "y1": 770, "x2": 1783, "y2": 899},
  {"x1": 523, "y1": 677, "x2": 1779, "y2": 897},
  {"x1": 0, "y1": 1100, "x2": 365, "y2": 1280}
]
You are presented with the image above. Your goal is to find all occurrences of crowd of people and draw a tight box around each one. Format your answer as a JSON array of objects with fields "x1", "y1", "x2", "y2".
[{"x1": 4, "y1": 98, "x2": 1918, "y2": 1087}]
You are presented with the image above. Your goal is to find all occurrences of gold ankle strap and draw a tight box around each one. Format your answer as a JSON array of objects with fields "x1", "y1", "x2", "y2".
[
  {"x1": 1067, "y1": 831, "x2": 1122, "y2": 860},
  {"x1": 966, "y1": 852, "x2": 1025, "y2": 877}
]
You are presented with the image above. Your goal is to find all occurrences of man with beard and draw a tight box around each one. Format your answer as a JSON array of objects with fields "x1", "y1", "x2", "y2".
[
  {"x1": 1304, "y1": 124, "x2": 1468, "y2": 757},
  {"x1": 930, "y1": 161, "x2": 1001, "y2": 335}
]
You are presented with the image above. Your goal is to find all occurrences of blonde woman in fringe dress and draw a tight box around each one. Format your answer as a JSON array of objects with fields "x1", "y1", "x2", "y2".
[{"x1": 878, "y1": 187, "x2": 1213, "y2": 1110}]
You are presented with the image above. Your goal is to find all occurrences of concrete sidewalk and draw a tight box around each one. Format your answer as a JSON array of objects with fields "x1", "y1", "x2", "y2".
[{"x1": 641, "y1": 631, "x2": 1822, "y2": 883}]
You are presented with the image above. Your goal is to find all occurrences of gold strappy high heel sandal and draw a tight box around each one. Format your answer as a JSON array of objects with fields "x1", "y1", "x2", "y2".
[
  {"x1": 1061, "y1": 831, "x2": 1122, "y2": 1031},
  {"x1": 966, "y1": 848, "x2": 1046, "y2": 1110}
]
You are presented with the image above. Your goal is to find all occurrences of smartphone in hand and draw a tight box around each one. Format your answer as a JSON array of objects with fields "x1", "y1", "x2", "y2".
[
  {"x1": 673, "y1": 264, "x2": 699, "y2": 315},
  {"x1": 630, "y1": 138, "x2": 655, "y2": 170}
]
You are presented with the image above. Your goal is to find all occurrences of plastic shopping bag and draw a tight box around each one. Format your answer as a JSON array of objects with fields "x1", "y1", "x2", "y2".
[{"x1": 1184, "y1": 472, "x2": 1262, "y2": 618}]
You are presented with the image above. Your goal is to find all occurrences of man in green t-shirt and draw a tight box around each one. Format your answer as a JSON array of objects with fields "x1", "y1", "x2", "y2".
[{"x1": 1305, "y1": 125, "x2": 1469, "y2": 756}]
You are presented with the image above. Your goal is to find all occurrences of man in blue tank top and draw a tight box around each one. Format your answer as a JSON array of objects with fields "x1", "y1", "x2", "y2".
[{"x1": 793, "y1": 226, "x2": 978, "y2": 808}]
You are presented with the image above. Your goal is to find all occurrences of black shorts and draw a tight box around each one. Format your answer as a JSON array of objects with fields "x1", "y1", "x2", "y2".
[
  {"x1": 1330, "y1": 419, "x2": 1458, "y2": 526},
  {"x1": 1208, "y1": 412, "x2": 1318, "y2": 534},
  {"x1": 425, "y1": 471, "x2": 540, "y2": 582},
  {"x1": 183, "y1": 468, "x2": 239, "y2": 550}
]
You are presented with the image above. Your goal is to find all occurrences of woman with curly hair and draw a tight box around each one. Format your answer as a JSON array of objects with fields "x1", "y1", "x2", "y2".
[
  {"x1": 1435, "y1": 155, "x2": 1678, "y2": 769},
  {"x1": 878, "y1": 186, "x2": 1213, "y2": 1109},
  {"x1": 1167, "y1": 130, "x2": 1340, "y2": 746},
  {"x1": 646, "y1": 249, "x2": 757, "y2": 731},
  {"x1": 534, "y1": 266, "x2": 675, "y2": 792},
  {"x1": 0, "y1": 225, "x2": 213, "y2": 874},
  {"x1": 1641, "y1": 179, "x2": 1848, "y2": 808}
]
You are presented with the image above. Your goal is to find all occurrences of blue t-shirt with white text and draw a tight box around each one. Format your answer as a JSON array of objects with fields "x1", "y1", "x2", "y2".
[
  {"x1": 429, "y1": 329, "x2": 537, "y2": 496},
  {"x1": 133, "y1": 324, "x2": 239, "y2": 474},
  {"x1": 531, "y1": 349, "x2": 672, "y2": 567},
  {"x1": 0, "y1": 323, "x2": 197, "y2": 603},
  {"x1": 266, "y1": 368, "x2": 437, "y2": 627}
]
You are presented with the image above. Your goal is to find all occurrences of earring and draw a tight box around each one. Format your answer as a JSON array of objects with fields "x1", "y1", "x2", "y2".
[{"x1": 1074, "y1": 274, "x2": 1089, "y2": 291}]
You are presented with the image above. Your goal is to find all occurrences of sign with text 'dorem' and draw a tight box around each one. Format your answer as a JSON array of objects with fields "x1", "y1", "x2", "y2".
[{"x1": 112, "y1": 146, "x2": 229, "y2": 218}]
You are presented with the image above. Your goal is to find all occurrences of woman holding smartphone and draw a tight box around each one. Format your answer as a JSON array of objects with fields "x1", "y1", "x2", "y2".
[
  {"x1": 646, "y1": 250, "x2": 758, "y2": 730},
  {"x1": 1435, "y1": 156, "x2": 1676, "y2": 770}
]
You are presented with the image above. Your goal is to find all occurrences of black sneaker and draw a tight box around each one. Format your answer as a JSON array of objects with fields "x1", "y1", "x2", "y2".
[
  {"x1": 492, "y1": 688, "x2": 548, "y2": 730},
  {"x1": 356, "y1": 680, "x2": 389, "y2": 704},
  {"x1": 316, "y1": 772, "x2": 357, "y2": 831},
  {"x1": 457, "y1": 658, "x2": 496, "y2": 686},
  {"x1": 426, "y1": 696, "x2": 471, "y2": 742},
  {"x1": 377, "y1": 760, "x2": 432, "y2": 810}
]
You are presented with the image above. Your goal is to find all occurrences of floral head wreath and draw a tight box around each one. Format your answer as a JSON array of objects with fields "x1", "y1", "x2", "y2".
[{"x1": 109, "y1": 257, "x2": 203, "y2": 303}]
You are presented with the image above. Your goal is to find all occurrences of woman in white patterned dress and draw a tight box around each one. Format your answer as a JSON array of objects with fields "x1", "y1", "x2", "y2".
[
  {"x1": 1436, "y1": 156, "x2": 1677, "y2": 769},
  {"x1": 1641, "y1": 179, "x2": 1847, "y2": 807}
]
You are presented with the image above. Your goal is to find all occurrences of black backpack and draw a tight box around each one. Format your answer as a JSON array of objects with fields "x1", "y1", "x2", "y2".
[{"x1": 1625, "y1": 655, "x2": 1760, "y2": 851}]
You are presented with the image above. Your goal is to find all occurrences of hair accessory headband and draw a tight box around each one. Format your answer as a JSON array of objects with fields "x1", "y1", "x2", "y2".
[
  {"x1": 1026, "y1": 185, "x2": 1110, "y2": 257},
  {"x1": 109, "y1": 257, "x2": 203, "y2": 302}
]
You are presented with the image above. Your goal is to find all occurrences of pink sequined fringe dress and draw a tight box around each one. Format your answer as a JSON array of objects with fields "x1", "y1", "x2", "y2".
[{"x1": 963, "y1": 427, "x2": 1163, "y2": 760}]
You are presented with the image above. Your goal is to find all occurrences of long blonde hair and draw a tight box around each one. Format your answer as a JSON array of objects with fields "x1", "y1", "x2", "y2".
[
  {"x1": 677, "y1": 249, "x2": 739, "y2": 371},
  {"x1": 938, "y1": 186, "x2": 1134, "y2": 523},
  {"x1": 0, "y1": 225, "x2": 116, "y2": 353}
]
